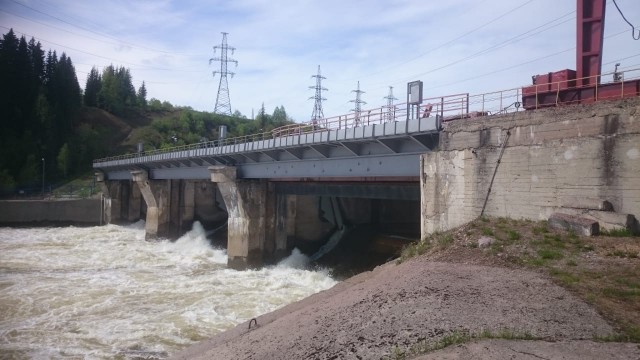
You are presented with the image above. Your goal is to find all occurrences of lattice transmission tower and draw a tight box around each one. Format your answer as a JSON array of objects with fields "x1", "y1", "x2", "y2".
[
  {"x1": 309, "y1": 65, "x2": 327, "y2": 126},
  {"x1": 350, "y1": 81, "x2": 366, "y2": 126},
  {"x1": 383, "y1": 86, "x2": 397, "y2": 122},
  {"x1": 209, "y1": 32, "x2": 238, "y2": 115}
]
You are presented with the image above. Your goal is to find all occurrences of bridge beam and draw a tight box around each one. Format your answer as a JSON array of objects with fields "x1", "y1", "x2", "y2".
[
  {"x1": 132, "y1": 170, "x2": 172, "y2": 240},
  {"x1": 210, "y1": 166, "x2": 278, "y2": 269}
]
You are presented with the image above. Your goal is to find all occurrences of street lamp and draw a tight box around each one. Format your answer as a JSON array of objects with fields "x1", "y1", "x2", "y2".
[{"x1": 41, "y1": 157, "x2": 45, "y2": 198}]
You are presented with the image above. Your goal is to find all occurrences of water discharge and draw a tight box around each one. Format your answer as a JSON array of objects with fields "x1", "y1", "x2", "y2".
[{"x1": 0, "y1": 222, "x2": 336, "y2": 359}]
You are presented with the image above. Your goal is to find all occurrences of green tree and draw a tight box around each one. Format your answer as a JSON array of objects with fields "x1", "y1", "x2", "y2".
[
  {"x1": 137, "y1": 81, "x2": 147, "y2": 109},
  {"x1": 272, "y1": 105, "x2": 290, "y2": 127},
  {"x1": 56, "y1": 143, "x2": 70, "y2": 178},
  {"x1": 84, "y1": 66, "x2": 101, "y2": 107}
]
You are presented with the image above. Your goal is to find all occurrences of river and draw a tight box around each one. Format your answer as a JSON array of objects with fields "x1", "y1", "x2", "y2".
[{"x1": 0, "y1": 222, "x2": 337, "y2": 359}]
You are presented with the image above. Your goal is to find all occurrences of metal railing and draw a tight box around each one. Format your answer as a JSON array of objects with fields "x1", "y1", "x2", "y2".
[
  {"x1": 94, "y1": 67, "x2": 640, "y2": 164},
  {"x1": 521, "y1": 66, "x2": 640, "y2": 109}
]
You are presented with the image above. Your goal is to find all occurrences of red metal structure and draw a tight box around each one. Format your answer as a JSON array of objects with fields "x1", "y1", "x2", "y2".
[{"x1": 522, "y1": 0, "x2": 640, "y2": 109}]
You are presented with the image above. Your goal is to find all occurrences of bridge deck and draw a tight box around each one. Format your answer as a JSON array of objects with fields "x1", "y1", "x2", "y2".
[{"x1": 94, "y1": 116, "x2": 440, "y2": 180}]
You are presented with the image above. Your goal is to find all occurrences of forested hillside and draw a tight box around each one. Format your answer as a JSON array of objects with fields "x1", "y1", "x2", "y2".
[{"x1": 0, "y1": 29, "x2": 294, "y2": 195}]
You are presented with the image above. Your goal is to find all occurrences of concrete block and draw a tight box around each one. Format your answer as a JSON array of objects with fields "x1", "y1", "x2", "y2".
[
  {"x1": 559, "y1": 209, "x2": 639, "y2": 234},
  {"x1": 562, "y1": 197, "x2": 613, "y2": 211},
  {"x1": 548, "y1": 213, "x2": 599, "y2": 236}
]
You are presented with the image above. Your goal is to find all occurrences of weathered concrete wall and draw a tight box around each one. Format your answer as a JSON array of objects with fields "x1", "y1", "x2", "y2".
[
  {"x1": 0, "y1": 199, "x2": 101, "y2": 225},
  {"x1": 193, "y1": 181, "x2": 226, "y2": 227},
  {"x1": 421, "y1": 98, "x2": 640, "y2": 236},
  {"x1": 294, "y1": 195, "x2": 334, "y2": 243}
]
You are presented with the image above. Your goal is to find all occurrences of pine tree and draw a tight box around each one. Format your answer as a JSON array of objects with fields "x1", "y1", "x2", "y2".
[
  {"x1": 84, "y1": 66, "x2": 102, "y2": 107},
  {"x1": 137, "y1": 81, "x2": 147, "y2": 109}
]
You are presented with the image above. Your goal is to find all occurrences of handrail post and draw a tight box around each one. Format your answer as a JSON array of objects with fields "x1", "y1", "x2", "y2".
[{"x1": 466, "y1": 93, "x2": 469, "y2": 116}]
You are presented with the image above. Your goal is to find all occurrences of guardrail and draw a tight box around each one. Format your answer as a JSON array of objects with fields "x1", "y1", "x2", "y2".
[{"x1": 94, "y1": 67, "x2": 639, "y2": 164}]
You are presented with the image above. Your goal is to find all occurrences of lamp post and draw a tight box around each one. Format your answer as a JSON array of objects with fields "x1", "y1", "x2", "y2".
[{"x1": 41, "y1": 157, "x2": 45, "y2": 198}]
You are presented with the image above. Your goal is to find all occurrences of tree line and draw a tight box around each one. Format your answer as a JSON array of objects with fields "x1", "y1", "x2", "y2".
[
  {"x1": 84, "y1": 65, "x2": 147, "y2": 115},
  {"x1": 0, "y1": 29, "x2": 83, "y2": 193},
  {"x1": 0, "y1": 28, "x2": 295, "y2": 195}
]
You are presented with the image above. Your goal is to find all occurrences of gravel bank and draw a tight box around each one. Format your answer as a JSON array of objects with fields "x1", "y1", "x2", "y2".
[{"x1": 172, "y1": 257, "x2": 621, "y2": 359}]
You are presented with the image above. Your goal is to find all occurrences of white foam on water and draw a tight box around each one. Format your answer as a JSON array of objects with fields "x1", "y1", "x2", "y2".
[
  {"x1": 0, "y1": 223, "x2": 337, "y2": 359},
  {"x1": 276, "y1": 247, "x2": 310, "y2": 269}
]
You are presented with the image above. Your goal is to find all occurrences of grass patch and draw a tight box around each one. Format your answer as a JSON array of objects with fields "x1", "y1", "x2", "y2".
[
  {"x1": 507, "y1": 230, "x2": 521, "y2": 241},
  {"x1": 606, "y1": 249, "x2": 639, "y2": 258},
  {"x1": 481, "y1": 227, "x2": 494, "y2": 236},
  {"x1": 601, "y1": 287, "x2": 640, "y2": 299},
  {"x1": 549, "y1": 269, "x2": 580, "y2": 285},
  {"x1": 527, "y1": 257, "x2": 548, "y2": 267},
  {"x1": 537, "y1": 249, "x2": 564, "y2": 260},
  {"x1": 600, "y1": 228, "x2": 636, "y2": 237},
  {"x1": 532, "y1": 223, "x2": 549, "y2": 235},
  {"x1": 437, "y1": 234, "x2": 455, "y2": 248},
  {"x1": 581, "y1": 244, "x2": 595, "y2": 252},
  {"x1": 397, "y1": 238, "x2": 432, "y2": 264},
  {"x1": 385, "y1": 329, "x2": 540, "y2": 359}
]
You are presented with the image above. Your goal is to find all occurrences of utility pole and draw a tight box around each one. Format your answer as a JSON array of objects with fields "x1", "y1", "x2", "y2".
[
  {"x1": 383, "y1": 86, "x2": 397, "y2": 122},
  {"x1": 350, "y1": 81, "x2": 366, "y2": 126},
  {"x1": 41, "y1": 157, "x2": 45, "y2": 198},
  {"x1": 309, "y1": 65, "x2": 327, "y2": 127},
  {"x1": 210, "y1": 32, "x2": 238, "y2": 115}
]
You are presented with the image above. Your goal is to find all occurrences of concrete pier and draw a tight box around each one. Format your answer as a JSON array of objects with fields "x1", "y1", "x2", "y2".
[
  {"x1": 210, "y1": 166, "x2": 275, "y2": 269},
  {"x1": 132, "y1": 170, "x2": 172, "y2": 240}
]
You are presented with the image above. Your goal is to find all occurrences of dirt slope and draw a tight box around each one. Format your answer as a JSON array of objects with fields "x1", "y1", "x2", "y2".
[{"x1": 172, "y1": 259, "x2": 617, "y2": 360}]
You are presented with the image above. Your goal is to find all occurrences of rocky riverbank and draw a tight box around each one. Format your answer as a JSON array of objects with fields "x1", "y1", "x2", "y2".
[{"x1": 172, "y1": 218, "x2": 640, "y2": 359}]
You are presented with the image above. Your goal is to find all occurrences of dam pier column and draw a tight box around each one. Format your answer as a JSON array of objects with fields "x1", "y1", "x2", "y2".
[
  {"x1": 209, "y1": 166, "x2": 278, "y2": 270},
  {"x1": 95, "y1": 171, "x2": 123, "y2": 224},
  {"x1": 131, "y1": 170, "x2": 171, "y2": 240}
]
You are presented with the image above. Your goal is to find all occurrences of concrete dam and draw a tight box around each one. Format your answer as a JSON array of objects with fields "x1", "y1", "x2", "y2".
[{"x1": 92, "y1": 96, "x2": 640, "y2": 270}]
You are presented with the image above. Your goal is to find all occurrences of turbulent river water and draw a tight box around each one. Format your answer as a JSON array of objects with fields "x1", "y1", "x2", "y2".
[{"x1": 0, "y1": 222, "x2": 337, "y2": 359}]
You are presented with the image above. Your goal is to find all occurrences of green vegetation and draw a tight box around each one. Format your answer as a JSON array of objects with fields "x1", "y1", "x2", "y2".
[
  {"x1": 481, "y1": 227, "x2": 494, "y2": 236},
  {"x1": 600, "y1": 228, "x2": 635, "y2": 237},
  {"x1": 0, "y1": 29, "x2": 83, "y2": 193},
  {"x1": 383, "y1": 329, "x2": 539, "y2": 359},
  {"x1": 398, "y1": 216, "x2": 640, "y2": 344},
  {"x1": 0, "y1": 28, "x2": 295, "y2": 196}
]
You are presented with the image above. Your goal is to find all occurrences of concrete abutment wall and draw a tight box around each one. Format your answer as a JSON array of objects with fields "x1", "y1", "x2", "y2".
[{"x1": 421, "y1": 98, "x2": 640, "y2": 237}]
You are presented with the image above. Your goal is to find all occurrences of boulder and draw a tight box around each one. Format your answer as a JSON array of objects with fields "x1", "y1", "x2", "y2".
[{"x1": 548, "y1": 213, "x2": 599, "y2": 236}]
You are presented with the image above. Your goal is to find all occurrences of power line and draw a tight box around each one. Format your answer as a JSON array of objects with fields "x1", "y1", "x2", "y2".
[
  {"x1": 0, "y1": 26, "x2": 205, "y2": 72},
  {"x1": 612, "y1": 0, "x2": 640, "y2": 40},
  {"x1": 369, "y1": 12, "x2": 576, "y2": 89},
  {"x1": 209, "y1": 32, "x2": 238, "y2": 115},
  {"x1": 8, "y1": 0, "x2": 188, "y2": 55},
  {"x1": 425, "y1": 29, "x2": 629, "y2": 91},
  {"x1": 336, "y1": 0, "x2": 536, "y2": 83}
]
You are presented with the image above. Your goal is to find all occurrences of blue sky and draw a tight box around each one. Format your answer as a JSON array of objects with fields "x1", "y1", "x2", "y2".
[{"x1": 1, "y1": 0, "x2": 639, "y2": 121}]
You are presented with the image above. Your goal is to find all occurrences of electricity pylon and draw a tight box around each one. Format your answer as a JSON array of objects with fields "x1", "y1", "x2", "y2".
[
  {"x1": 210, "y1": 32, "x2": 238, "y2": 115},
  {"x1": 309, "y1": 65, "x2": 327, "y2": 127},
  {"x1": 350, "y1": 81, "x2": 366, "y2": 126},
  {"x1": 383, "y1": 86, "x2": 397, "y2": 122}
]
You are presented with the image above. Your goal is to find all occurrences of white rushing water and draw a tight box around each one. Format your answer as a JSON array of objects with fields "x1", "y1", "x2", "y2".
[{"x1": 0, "y1": 222, "x2": 337, "y2": 359}]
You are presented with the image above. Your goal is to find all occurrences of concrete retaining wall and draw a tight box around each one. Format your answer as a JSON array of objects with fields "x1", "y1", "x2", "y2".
[
  {"x1": 421, "y1": 98, "x2": 640, "y2": 236},
  {"x1": 0, "y1": 199, "x2": 101, "y2": 225}
]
